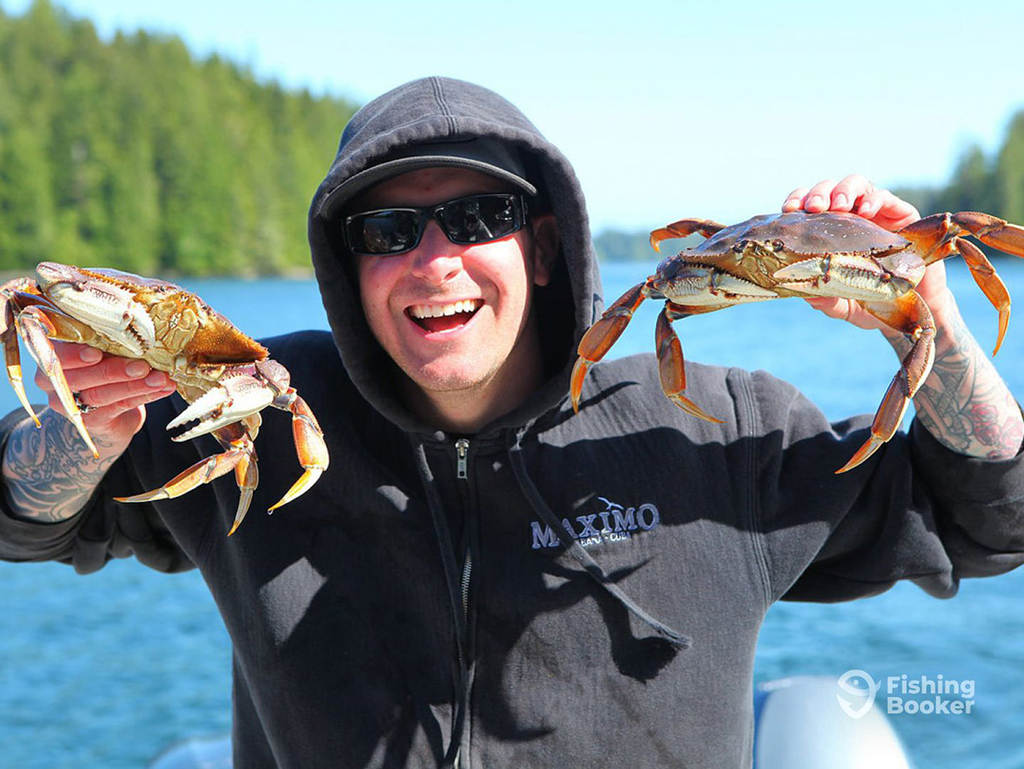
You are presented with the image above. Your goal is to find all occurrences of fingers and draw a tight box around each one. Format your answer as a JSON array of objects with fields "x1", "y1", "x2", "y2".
[
  {"x1": 46, "y1": 341, "x2": 104, "y2": 371},
  {"x1": 782, "y1": 187, "x2": 809, "y2": 213},
  {"x1": 33, "y1": 346, "x2": 176, "y2": 420},
  {"x1": 36, "y1": 349, "x2": 148, "y2": 394},
  {"x1": 802, "y1": 178, "x2": 841, "y2": 212},
  {"x1": 80, "y1": 389, "x2": 176, "y2": 430},
  {"x1": 804, "y1": 297, "x2": 847, "y2": 320},
  {"x1": 71, "y1": 371, "x2": 176, "y2": 412},
  {"x1": 783, "y1": 174, "x2": 873, "y2": 213},
  {"x1": 782, "y1": 174, "x2": 920, "y2": 231},
  {"x1": 861, "y1": 190, "x2": 920, "y2": 230},
  {"x1": 782, "y1": 180, "x2": 838, "y2": 213}
]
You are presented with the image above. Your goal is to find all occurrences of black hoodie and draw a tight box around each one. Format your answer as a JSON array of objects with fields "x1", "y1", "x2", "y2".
[{"x1": 2, "y1": 77, "x2": 1024, "y2": 768}]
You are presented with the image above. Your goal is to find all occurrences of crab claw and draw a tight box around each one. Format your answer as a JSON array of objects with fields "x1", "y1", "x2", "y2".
[
  {"x1": 167, "y1": 371, "x2": 274, "y2": 441},
  {"x1": 267, "y1": 392, "x2": 328, "y2": 513}
]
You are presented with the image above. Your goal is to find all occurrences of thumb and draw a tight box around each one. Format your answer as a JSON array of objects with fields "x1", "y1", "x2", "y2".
[{"x1": 805, "y1": 297, "x2": 849, "y2": 320}]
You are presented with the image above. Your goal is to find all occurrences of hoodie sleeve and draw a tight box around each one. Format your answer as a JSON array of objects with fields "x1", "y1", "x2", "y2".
[
  {"x1": 0, "y1": 409, "x2": 195, "y2": 575},
  {"x1": 749, "y1": 370, "x2": 1024, "y2": 604}
]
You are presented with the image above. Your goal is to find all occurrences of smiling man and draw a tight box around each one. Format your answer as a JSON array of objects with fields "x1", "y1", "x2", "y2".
[
  {"x1": 2, "y1": 77, "x2": 1024, "y2": 769},
  {"x1": 347, "y1": 166, "x2": 558, "y2": 431}
]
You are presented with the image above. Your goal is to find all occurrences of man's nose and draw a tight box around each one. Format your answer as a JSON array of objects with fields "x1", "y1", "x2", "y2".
[{"x1": 409, "y1": 221, "x2": 463, "y2": 284}]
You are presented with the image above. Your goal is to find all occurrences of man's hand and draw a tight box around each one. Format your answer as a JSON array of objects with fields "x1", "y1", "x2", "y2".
[
  {"x1": 782, "y1": 174, "x2": 1024, "y2": 459},
  {"x1": 33, "y1": 342, "x2": 177, "y2": 457},
  {"x1": 780, "y1": 174, "x2": 953, "y2": 336},
  {"x1": 2, "y1": 343, "x2": 177, "y2": 523}
]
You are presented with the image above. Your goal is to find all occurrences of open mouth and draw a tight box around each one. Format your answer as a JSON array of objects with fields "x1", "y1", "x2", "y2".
[{"x1": 407, "y1": 299, "x2": 482, "y2": 333}]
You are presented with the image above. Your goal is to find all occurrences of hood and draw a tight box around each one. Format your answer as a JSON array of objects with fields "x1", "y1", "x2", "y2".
[{"x1": 307, "y1": 76, "x2": 602, "y2": 435}]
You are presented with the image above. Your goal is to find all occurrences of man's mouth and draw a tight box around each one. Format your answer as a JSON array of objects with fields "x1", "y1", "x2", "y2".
[{"x1": 407, "y1": 299, "x2": 482, "y2": 333}]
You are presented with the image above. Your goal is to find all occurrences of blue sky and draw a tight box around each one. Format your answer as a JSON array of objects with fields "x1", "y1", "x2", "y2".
[{"x1": 7, "y1": 0, "x2": 1023, "y2": 231}]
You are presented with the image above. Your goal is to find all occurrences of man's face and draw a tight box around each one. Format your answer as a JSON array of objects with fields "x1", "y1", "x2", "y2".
[{"x1": 353, "y1": 167, "x2": 555, "y2": 406}]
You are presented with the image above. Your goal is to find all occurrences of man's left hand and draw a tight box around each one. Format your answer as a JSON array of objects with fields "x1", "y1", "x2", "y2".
[{"x1": 780, "y1": 174, "x2": 955, "y2": 334}]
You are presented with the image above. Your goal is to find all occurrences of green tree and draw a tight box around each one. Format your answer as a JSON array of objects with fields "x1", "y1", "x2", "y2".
[{"x1": 0, "y1": 0, "x2": 359, "y2": 276}]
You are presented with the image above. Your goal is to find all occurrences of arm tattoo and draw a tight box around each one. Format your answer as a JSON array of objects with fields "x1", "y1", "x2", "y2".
[
  {"x1": 2, "y1": 410, "x2": 118, "y2": 523},
  {"x1": 888, "y1": 311, "x2": 1024, "y2": 459}
]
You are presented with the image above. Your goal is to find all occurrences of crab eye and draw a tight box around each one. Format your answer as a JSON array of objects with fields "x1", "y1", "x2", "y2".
[
  {"x1": 772, "y1": 239, "x2": 785, "y2": 251},
  {"x1": 732, "y1": 240, "x2": 747, "y2": 253}
]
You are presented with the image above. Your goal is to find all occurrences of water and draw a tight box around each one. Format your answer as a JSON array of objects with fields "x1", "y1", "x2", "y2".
[{"x1": 2, "y1": 261, "x2": 1023, "y2": 768}]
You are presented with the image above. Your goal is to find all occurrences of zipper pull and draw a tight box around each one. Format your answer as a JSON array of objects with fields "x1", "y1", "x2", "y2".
[{"x1": 455, "y1": 438, "x2": 470, "y2": 480}]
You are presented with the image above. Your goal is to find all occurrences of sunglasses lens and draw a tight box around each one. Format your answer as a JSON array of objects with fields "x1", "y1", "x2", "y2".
[
  {"x1": 347, "y1": 211, "x2": 423, "y2": 255},
  {"x1": 345, "y1": 194, "x2": 525, "y2": 256},
  {"x1": 442, "y1": 195, "x2": 520, "y2": 244}
]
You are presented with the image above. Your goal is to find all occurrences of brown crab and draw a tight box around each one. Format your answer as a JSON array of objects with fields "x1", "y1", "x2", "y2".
[
  {"x1": 1, "y1": 263, "x2": 329, "y2": 534},
  {"x1": 571, "y1": 211, "x2": 1024, "y2": 472}
]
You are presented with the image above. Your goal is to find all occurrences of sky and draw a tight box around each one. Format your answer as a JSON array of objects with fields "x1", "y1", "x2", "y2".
[{"x1": 6, "y1": 0, "x2": 1024, "y2": 231}]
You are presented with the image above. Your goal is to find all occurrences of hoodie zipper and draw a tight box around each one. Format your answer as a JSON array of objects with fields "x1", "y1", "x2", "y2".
[
  {"x1": 455, "y1": 438, "x2": 472, "y2": 619},
  {"x1": 454, "y1": 437, "x2": 472, "y2": 769}
]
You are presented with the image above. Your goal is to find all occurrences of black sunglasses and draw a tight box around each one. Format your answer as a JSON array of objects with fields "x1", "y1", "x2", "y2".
[{"x1": 343, "y1": 193, "x2": 530, "y2": 256}]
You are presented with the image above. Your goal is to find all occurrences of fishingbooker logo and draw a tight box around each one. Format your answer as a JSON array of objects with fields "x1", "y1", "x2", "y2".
[
  {"x1": 837, "y1": 669, "x2": 976, "y2": 718},
  {"x1": 530, "y1": 496, "x2": 660, "y2": 549}
]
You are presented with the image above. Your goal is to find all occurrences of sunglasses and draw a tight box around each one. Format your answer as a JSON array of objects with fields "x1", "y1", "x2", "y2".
[{"x1": 343, "y1": 193, "x2": 530, "y2": 256}]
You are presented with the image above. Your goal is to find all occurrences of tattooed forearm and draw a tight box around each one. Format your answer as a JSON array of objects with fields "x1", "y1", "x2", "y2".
[
  {"x1": 887, "y1": 308, "x2": 1024, "y2": 458},
  {"x1": 2, "y1": 410, "x2": 118, "y2": 523}
]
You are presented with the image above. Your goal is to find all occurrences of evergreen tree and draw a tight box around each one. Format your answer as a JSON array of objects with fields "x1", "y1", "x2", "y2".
[{"x1": 0, "y1": 0, "x2": 358, "y2": 276}]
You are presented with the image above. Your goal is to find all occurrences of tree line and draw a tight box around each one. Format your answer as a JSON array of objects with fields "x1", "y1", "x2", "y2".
[
  {"x1": 3, "y1": 2, "x2": 1022, "y2": 272},
  {"x1": 894, "y1": 111, "x2": 1024, "y2": 228},
  {"x1": 0, "y1": 0, "x2": 358, "y2": 276}
]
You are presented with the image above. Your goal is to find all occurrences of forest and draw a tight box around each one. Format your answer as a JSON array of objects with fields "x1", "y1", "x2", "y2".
[
  {"x1": 2, "y1": 1, "x2": 1022, "y2": 271},
  {"x1": 0, "y1": 1, "x2": 357, "y2": 276}
]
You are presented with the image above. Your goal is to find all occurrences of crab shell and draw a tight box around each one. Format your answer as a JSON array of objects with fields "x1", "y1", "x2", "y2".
[{"x1": 650, "y1": 212, "x2": 925, "y2": 304}]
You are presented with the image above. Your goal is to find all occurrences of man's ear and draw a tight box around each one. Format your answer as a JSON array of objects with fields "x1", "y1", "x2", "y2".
[{"x1": 529, "y1": 213, "x2": 560, "y2": 287}]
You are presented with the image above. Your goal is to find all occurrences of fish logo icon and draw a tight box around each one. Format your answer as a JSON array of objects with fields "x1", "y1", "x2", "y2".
[{"x1": 836, "y1": 669, "x2": 880, "y2": 719}]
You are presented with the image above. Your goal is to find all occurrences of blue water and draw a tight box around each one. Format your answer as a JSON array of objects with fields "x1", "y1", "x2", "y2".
[{"x1": 2, "y1": 261, "x2": 1024, "y2": 768}]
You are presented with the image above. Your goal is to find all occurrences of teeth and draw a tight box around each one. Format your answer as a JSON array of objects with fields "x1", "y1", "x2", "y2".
[{"x1": 410, "y1": 299, "x2": 480, "y2": 319}]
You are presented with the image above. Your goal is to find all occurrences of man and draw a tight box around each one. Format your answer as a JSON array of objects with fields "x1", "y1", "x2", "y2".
[{"x1": 2, "y1": 77, "x2": 1023, "y2": 768}]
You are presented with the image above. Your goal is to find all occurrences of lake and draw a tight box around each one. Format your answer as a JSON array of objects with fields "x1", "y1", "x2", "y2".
[{"x1": 1, "y1": 258, "x2": 1023, "y2": 768}]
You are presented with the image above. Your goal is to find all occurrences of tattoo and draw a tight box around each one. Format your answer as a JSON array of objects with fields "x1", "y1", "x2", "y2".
[
  {"x1": 888, "y1": 311, "x2": 1024, "y2": 458},
  {"x1": 2, "y1": 410, "x2": 117, "y2": 523}
]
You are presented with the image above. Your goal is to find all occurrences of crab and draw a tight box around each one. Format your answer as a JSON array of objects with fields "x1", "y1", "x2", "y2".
[
  {"x1": 571, "y1": 210, "x2": 1024, "y2": 472},
  {"x1": 0, "y1": 263, "x2": 329, "y2": 535}
]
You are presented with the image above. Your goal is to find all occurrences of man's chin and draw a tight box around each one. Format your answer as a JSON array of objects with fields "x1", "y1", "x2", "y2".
[{"x1": 407, "y1": 369, "x2": 491, "y2": 395}]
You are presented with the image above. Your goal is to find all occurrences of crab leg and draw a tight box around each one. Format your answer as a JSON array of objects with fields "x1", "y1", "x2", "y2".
[
  {"x1": 649, "y1": 218, "x2": 726, "y2": 251},
  {"x1": 656, "y1": 302, "x2": 725, "y2": 423},
  {"x1": 898, "y1": 212, "x2": 1024, "y2": 355},
  {"x1": 267, "y1": 390, "x2": 329, "y2": 513},
  {"x1": 2, "y1": 311, "x2": 34, "y2": 427},
  {"x1": 836, "y1": 291, "x2": 936, "y2": 473},
  {"x1": 571, "y1": 282, "x2": 647, "y2": 412},
  {"x1": 115, "y1": 422, "x2": 260, "y2": 536},
  {"x1": 953, "y1": 239, "x2": 1009, "y2": 354},
  {"x1": 1, "y1": 280, "x2": 38, "y2": 425},
  {"x1": 11, "y1": 304, "x2": 99, "y2": 458}
]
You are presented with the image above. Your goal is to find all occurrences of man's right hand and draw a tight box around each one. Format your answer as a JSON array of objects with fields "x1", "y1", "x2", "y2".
[
  {"x1": 32, "y1": 342, "x2": 177, "y2": 457},
  {"x1": 1, "y1": 343, "x2": 177, "y2": 524}
]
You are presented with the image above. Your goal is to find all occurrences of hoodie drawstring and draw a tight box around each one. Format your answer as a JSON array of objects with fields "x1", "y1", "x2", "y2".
[
  {"x1": 507, "y1": 425, "x2": 692, "y2": 651},
  {"x1": 411, "y1": 438, "x2": 468, "y2": 769}
]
